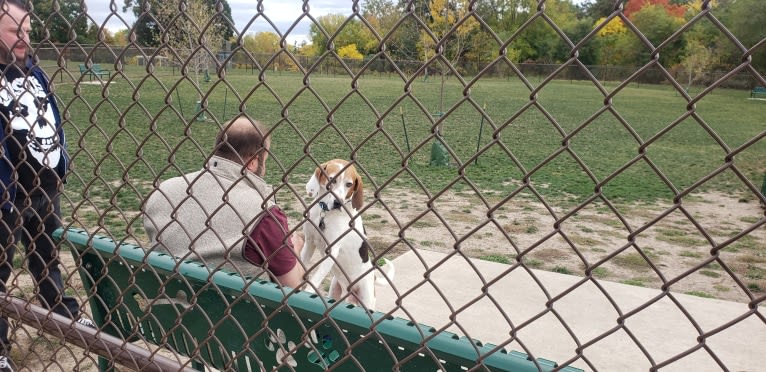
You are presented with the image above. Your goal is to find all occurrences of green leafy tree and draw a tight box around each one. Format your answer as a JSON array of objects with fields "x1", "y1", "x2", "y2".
[
  {"x1": 308, "y1": 14, "x2": 373, "y2": 56},
  {"x1": 243, "y1": 32, "x2": 279, "y2": 54},
  {"x1": 112, "y1": 29, "x2": 130, "y2": 45},
  {"x1": 676, "y1": 0, "x2": 719, "y2": 87},
  {"x1": 382, "y1": 0, "x2": 430, "y2": 61},
  {"x1": 561, "y1": 19, "x2": 601, "y2": 65},
  {"x1": 717, "y1": 0, "x2": 766, "y2": 71},
  {"x1": 85, "y1": 23, "x2": 115, "y2": 44},
  {"x1": 473, "y1": 0, "x2": 541, "y2": 62},
  {"x1": 622, "y1": 4, "x2": 685, "y2": 66},
  {"x1": 517, "y1": 0, "x2": 580, "y2": 63},
  {"x1": 362, "y1": 0, "x2": 404, "y2": 55},
  {"x1": 582, "y1": 0, "x2": 622, "y2": 19},
  {"x1": 30, "y1": 0, "x2": 91, "y2": 43},
  {"x1": 122, "y1": 0, "x2": 234, "y2": 47},
  {"x1": 475, "y1": 0, "x2": 536, "y2": 31},
  {"x1": 680, "y1": 38, "x2": 715, "y2": 89}
]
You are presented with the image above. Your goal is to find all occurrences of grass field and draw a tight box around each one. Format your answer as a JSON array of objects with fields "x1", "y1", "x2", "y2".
[
  {"x1": 48, "y1": 63, "x2": 766, "y2": 237},
  {"x1": 8, "y1": 62, "x2": 759, "y2": 371}
]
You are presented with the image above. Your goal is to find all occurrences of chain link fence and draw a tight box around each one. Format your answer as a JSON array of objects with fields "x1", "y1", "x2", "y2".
[{"x1": 1, "y1": 0, "x2": 764, "y2": 370}]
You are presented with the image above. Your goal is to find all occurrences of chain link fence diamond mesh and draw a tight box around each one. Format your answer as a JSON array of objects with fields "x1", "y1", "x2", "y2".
[{"x1": 0, "y1": 0, "x2": 764, "y2": 371}]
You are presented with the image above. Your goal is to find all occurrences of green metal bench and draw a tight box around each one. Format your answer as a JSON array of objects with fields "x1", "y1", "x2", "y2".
[
  {"x1": 78, "y1": 63, "x2": 111, "y2": 81},
  {"x1": 751, "y1": 86, "x2": 766, "y2": 98},
  {"x1": 54, "y1": 227, "x2": 582, "y2": 372}
]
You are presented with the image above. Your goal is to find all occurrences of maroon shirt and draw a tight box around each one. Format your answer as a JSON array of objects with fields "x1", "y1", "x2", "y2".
[{"x1": 242, "y1": 206, "x2": 297, "y2": 276}]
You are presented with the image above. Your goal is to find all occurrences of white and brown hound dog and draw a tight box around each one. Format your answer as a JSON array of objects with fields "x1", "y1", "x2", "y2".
[{"x1": 301, "y1": 159, "x2": 393, "y2": 310}]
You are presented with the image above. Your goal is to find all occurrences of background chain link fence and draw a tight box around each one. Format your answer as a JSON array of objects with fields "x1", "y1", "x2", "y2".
[{"x1": 2, "y1": 0, "x2": 765, "y2": 370}]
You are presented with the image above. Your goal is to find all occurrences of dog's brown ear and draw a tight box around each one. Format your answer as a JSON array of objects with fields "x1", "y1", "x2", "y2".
[
  {"x1": 351, "y1": 171, "x2": 364, "y2": 210},
  {"x1": 316, "y1": 163, "x2": 329, "y2": 184},
  {"x1": 306, "y1": 165, "x2": 324, "y2": 197}
]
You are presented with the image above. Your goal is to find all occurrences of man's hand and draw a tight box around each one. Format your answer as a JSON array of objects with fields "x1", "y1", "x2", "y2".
[
  {"x1": 290, "y1": 233, "x2": 304, "y2": 255},
  {"x1": 277, "y1": 233, "x2": 306, "y2": 289}
]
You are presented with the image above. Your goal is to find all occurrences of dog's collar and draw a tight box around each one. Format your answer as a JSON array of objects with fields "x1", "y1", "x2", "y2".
[{"x1": 318, "y1": 199, "x2": 351, "y2": 231}]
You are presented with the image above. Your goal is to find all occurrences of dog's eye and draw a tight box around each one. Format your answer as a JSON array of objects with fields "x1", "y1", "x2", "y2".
[{"x1": 345, "y1": 182, "x2": 353, "y2": 188}]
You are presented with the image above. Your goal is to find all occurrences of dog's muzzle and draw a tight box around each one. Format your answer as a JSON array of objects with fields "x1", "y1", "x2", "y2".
[{"x1": 319, "y1": 199, "x2": 345, "y2": 211}]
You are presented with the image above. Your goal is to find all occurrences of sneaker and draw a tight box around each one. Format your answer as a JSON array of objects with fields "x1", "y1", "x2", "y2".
[
  {"x1": 76, "y1": 317, "x2": 96, "y2": 328},
  {"x1": 0, "y1": 355, "x2": 15, "y2": 372}
]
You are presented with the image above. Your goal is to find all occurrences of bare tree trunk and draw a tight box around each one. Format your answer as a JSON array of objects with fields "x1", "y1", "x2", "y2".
[{"x1": 438, "y1": 67, "x2": 446, "y2": 136}]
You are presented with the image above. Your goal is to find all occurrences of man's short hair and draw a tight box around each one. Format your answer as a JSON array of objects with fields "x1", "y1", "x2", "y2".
[
  {"x1": 3, "y1": 0, "x2": 29, "y2": 11},
  {"x1": 214, "y1": 117, "x2": 271, "y2": 165}
]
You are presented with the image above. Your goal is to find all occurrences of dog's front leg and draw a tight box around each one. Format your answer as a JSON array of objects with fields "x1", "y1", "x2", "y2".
[
  {"x1": 304, "y1": 258, "x2": 334, "y2": 295},
  {"x1": 300, "y1": 239, "x2": 314, "y2": 265},
  {"x1": 300, "y1": 224, "x2": 317, "y2": 264},
  {"x1": 329, "y1": 276, "x2": 344, "y2": 300},
  {"x1": 355, "y1": 273, "x2": 377, "y2": 310}
]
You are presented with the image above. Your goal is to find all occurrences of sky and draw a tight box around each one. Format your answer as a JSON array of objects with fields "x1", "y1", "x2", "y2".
[
  {"x1": 86, "y1": 0, "x2": 356, "y2": 45},
  {"x1": 86, "y1": 0, "x2": 590, "y2": 46}
]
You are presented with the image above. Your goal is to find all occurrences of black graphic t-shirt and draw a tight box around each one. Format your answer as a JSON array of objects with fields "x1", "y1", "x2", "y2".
[{"x1": 0, "y1": 64, "x2": 62, "y2": 196}]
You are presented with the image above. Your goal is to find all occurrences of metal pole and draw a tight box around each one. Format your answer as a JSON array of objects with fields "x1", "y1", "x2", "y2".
[
  {"x1": 223, "y1": 88, "x2": 228, "y2": 119},
  {"x1": 475, "y1": 103, "x2": 486, "y2": 165},
  {"x1": 176, "y1": 89, "x2": 184, "y2": 118},
  {"x1": 0, "y1": 294, "x2": 195, "y2": 372},
  {"x1": 400, "y1": 106, "x2": 411, "y2": 153}
]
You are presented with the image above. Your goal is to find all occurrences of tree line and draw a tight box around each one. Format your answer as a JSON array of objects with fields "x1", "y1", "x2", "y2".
[{"x1": 29, "y1": 0, "x2": 766, "y2": 85}]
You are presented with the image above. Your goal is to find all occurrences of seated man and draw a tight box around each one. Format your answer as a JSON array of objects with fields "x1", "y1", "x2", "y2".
[{"x1": 143, "y1": 117, "x2": 304, "y2": 288}]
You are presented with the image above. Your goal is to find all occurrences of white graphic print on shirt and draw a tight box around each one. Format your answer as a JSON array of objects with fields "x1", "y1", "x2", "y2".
[{"x1": 0, "y1": 75, "x2": 61, "y2": 168}]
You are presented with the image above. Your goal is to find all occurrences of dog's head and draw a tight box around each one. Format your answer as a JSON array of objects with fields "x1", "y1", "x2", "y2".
[{"x1": 306, "y1": 159, "x2": 364, "y2": 210}]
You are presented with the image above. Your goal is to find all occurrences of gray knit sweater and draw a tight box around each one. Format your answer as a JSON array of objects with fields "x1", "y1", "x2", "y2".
[{"x1": 143, "y1": 155, "x2": 275, "y2": 278}]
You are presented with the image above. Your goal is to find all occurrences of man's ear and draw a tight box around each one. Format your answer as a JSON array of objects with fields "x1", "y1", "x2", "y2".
[{"x1": 246, "y1": 154, "x2": 261, "y2": 173}]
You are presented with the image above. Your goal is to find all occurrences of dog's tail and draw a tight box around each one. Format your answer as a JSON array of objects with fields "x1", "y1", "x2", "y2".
[{"x1": 375, "y1": 258, "x2": 395, "y2": 286}]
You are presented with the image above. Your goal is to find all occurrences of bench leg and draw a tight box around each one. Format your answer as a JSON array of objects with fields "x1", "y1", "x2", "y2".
[
  {"x1": 192, "y1": 359, "x2": 205, "y2": 371},
  {"x1": 98, "y1": 356, "x2": 115, "y2": 372}
]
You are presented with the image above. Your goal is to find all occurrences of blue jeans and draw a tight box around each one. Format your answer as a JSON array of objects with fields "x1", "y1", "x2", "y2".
[{"x1": 0, "y1": 193, "x2": 80, "y2": 352}]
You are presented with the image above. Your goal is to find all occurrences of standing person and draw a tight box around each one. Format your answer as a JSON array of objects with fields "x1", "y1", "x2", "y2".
[
  {"x1": 143, "y1": 117, "x2": 305, "y2": 288},
  {"x1": 0, "y1": 1, "x2": 92, "y2": 370}
]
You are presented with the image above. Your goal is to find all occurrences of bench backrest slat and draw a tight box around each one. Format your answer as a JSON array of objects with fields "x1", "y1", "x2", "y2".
[{"x1": 55, "y1": 228, "x2": 580, "y2": 372}]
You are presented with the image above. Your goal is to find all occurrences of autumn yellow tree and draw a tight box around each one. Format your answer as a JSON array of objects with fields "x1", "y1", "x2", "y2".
[
  {"x1": 112, "y1": 29, "x2": 130, "y2": 46},
  {"x1": 679, "y1": 0, "x2": 718, "y2": 90},
  {"x1": 338, "y1": 44, "x2": 364, "y2": 60},
  {"x1": 594, "y1": 16, "x2": 627, "y2": 72},
  {"x1": 242, "y1": 32, "x2": 293, "y2": 71}
]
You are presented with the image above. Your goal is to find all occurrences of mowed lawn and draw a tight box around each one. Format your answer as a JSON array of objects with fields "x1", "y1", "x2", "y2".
[{"x1": 49, "y1": 63, "x2": 766, "y2": 235}]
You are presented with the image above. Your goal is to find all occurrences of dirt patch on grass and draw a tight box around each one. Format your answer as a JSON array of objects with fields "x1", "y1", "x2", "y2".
[{"x1": 286, "y1": 188, "x2": 765, "y2": 303}]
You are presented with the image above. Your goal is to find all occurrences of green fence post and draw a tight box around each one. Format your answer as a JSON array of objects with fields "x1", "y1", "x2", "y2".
[
  {"x1": 430, "y1": 111, "x2": 449, "y2": 166},
  {"x1": 195, "y1": 100, "x2": 207, "y2": 122}
]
